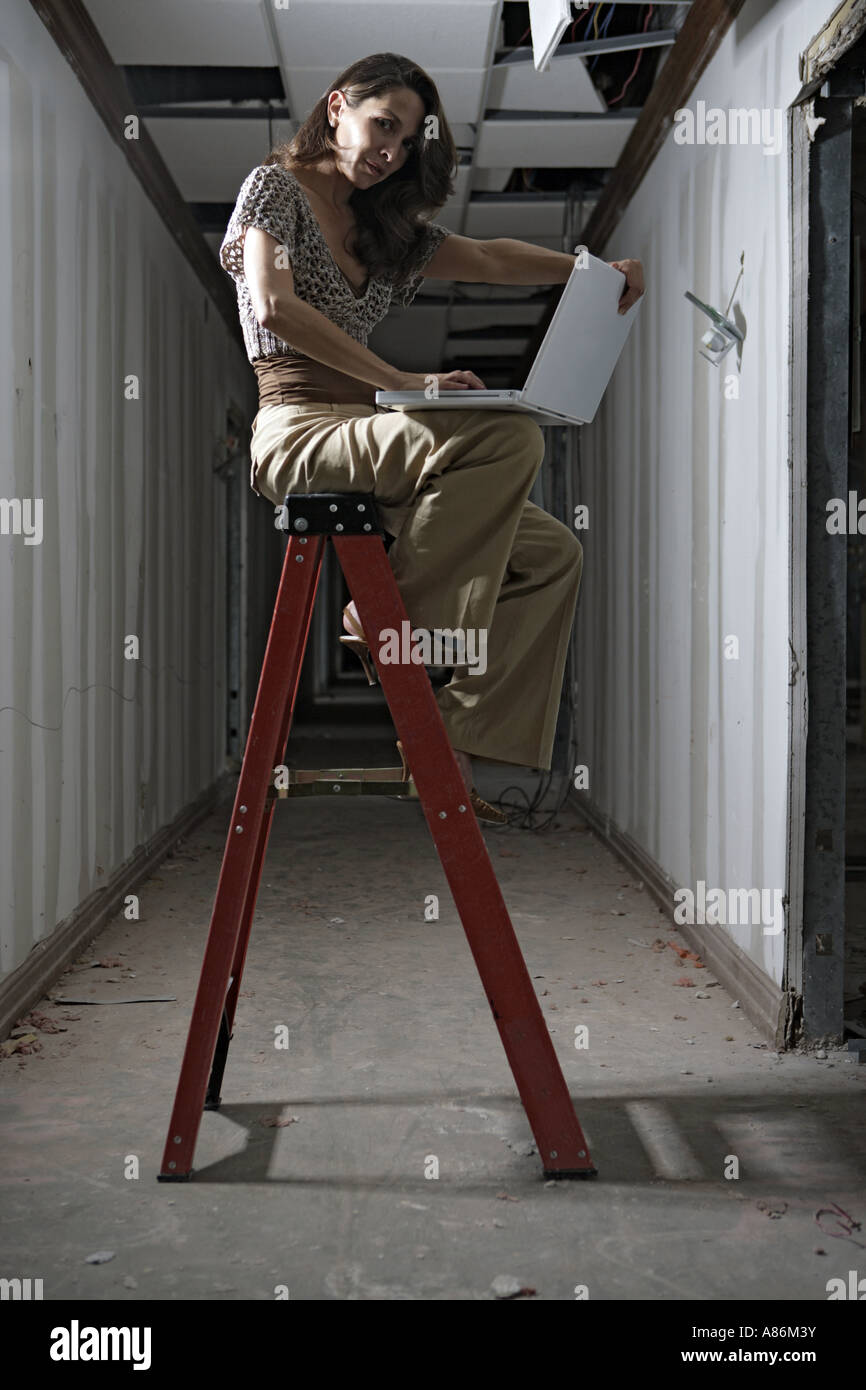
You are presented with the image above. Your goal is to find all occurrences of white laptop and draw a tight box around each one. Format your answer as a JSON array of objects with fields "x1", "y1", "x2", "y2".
[{"x1": 376, "y1": 252, "x2": 643, "y2": 426}]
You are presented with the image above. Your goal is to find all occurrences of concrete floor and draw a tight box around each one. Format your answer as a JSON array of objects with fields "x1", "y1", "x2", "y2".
[{"x1": 2, "y1": 744, "x2": 865, "y2": 1302}]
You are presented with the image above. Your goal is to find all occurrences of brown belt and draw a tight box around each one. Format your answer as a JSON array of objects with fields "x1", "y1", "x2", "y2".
[{"x1": 254, "y1": 354, "x2": 377, "y2": 409}]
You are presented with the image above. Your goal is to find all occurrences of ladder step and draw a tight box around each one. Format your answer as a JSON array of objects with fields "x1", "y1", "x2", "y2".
[
  {"x1": 268, "y1": 767, "x2": 418, "y2": 798},
  {"x1": 269, "y1": 780, "x2": 417, "y2": 799},
  {"x1": 280, "y1": 766, "x2": 410, "y2": 783}
]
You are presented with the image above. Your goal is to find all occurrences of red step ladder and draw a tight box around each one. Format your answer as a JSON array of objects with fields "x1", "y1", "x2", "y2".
[{"x1": 158, "y1": 492, "x2": 596, "y2": 1182}]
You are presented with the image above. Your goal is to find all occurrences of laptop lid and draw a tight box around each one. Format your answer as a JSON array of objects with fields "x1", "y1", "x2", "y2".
[{"x1": 522, "y1": 252, "x2": 642, "y2": 423}]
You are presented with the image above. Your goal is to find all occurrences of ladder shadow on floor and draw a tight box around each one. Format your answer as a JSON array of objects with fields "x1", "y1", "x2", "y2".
[{"x1": 174, "y1": 1088, "x2": 866, "y2": 1189}]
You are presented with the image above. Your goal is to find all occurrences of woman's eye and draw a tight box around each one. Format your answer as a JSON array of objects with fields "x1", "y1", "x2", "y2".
[{"x1": 377, "y1": 118, "x2": 392, "y2": 129}]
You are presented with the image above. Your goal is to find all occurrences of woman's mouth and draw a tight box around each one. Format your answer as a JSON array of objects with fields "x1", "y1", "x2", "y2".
[{"x1": 365, "y1": 159, "x2": 382, "y2": 176}]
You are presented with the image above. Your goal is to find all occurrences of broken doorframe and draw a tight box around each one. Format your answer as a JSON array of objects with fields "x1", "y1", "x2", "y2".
[{"x1": 787, "y1": 48, "x2": 864, "y2": 1039}]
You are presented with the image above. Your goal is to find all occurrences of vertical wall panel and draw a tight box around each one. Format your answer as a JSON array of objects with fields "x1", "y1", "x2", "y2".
[
  {"x1": 0, "y1": 4, "x2": 262, "y2": 980},
  {"x1": 571, "y1": 0, "x2": 826, "y2": 988}
]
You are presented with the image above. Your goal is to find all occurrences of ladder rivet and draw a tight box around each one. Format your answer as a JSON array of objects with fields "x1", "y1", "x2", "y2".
[
  {"x1": 332, "y1": 785, "x2": 341, "y2": 792},
  {"x1": 173, "y1": 1136, "x2": 182, "y2": 1144},
  {"x1": 298, "y1": 537, "x2": 307, "y2": 544},
  {"x1": 295, "y1": 555, "x2": 304, "y2": 563},
  {"x1": 335, "y1": 523, "x2": 344, "y2": 531},
  {"x1": 235, "y1": 825, "x2": 243, "y2": 833},
  {"x1": 167, "y1": 1161, "x2": 176, "y2": 1169},
  {"x1": 458, "y1": 804, "x2": 466, "y2": 812},
  {"x1": 329, "y1": 504, "x2": 338, "y2": 512},
  {"x1": 549, "y1": 1150, "x2": 557, "y2": 1159},
  {"x1": 239, "y1": 805, "x2": 247, "y2": 814},
  {"x1": 357, "y1": 503, "x2": 365, "y2": 511},
  {"x1": 439, "y1": 811, "x2": 447, "y2": 818},
  {"x1": 363, "y1": 523, "x2": 372, "y2": 531},
  {"x1": 293, "y1": 518, "x2": 308, "y2": 531},
  {"x1": 578, "y1": 1150, "x2": 586, "y2": 1158}
]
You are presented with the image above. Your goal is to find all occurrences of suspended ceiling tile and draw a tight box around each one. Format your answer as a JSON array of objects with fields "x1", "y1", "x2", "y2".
[
  {"x1": 475, "y1": 117, "x2": 635, "y2": 168},
  {"x1": 486, "y1": 56, "x2": 607, "y2": 114},
  {"x1": 444, "y1": 125, "x2": 477, "y2": 150},
  {"x1": 144, "y1": 118, "x2": 277, "y2": 202},
  {"x1": 270, "y1": 1, "x2": 499, "y2": 86},
  {"x1": 436, "y1": 165, "x2": 472, "y2": 224},
  {"x1": 85, "y1": 0, "x2": 274, "y2": 66},
  {"x1": 157, "y1": 127, "x2": 469, "y2": 213},
  {"x1": 286, "y1": 68, "x2": 488, "y2": 126},
  {"x1": 465, "y1": 198, "x2": 570, "y2": 239},
  {"x1": 470, "y1": 168, "x2": 515, "y2": 192},
  {"x1": 282, "y1": 62, "x2": 480, "y2": 137},
  {"x1": 291, "y1": 69, "x2": 492, "y2": 127},
  {"x1": 422, "y1": 72, "x2": 493, "y2": 127}
]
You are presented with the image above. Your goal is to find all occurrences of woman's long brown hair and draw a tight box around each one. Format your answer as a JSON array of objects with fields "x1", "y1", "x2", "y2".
[{"x1": 263, "y1": 52, "x2": 457, "y2": 286}]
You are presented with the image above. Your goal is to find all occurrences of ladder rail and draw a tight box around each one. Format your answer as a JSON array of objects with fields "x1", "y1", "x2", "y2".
[
  {"x1": 335, "y1": 535, "x2": 594, "y2": 1175},
  {"x1": 158, "y1": 535, "x2": 325, "y2": 1180}
]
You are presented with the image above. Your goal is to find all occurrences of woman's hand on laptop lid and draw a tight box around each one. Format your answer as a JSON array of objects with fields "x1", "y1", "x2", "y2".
[{"x1": 608, "y1": 259, "x2": 645, "y2": 315}]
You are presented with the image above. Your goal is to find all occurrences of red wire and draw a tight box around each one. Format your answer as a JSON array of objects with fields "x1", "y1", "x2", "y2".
[{"x1": 607, "y1": 3, "x2": 654, "y2": 106}]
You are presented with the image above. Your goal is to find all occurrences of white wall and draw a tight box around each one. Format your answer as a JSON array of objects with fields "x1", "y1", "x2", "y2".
[
  {"x1": 0, "y1": 3, "x2": 259, "y2": 979},
  {"x1": 573, "y1": 0, "x2": 827, "y2": 987}
]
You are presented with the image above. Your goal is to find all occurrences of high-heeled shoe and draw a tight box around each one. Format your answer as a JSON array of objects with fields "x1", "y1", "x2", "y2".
[
  {"x1": 396, "y1": 740, "x2": 509, "y2": 826},
  {"x1": 339, "y1": 605, "x2": 377, "y2": 685}
]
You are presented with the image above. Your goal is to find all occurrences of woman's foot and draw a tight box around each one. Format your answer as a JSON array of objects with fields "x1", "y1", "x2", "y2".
[{"x1": 343, "y1": 600, "x2": 363, "y2": 641}]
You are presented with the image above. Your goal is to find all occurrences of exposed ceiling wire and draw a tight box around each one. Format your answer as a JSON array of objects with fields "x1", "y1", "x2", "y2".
[
  {"x1": 607, "y1": 4, "x2": 655, "y2": 106},
  {"x1": 590, "y1": 4, "x2": 618, "y2": 72}
]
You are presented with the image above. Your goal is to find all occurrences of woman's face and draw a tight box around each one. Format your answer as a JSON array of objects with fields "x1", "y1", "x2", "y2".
[{"x1": 327, "y1": 85, "x2": 426, "y2": 185}]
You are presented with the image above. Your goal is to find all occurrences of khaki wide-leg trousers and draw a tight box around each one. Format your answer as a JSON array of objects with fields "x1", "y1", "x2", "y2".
[{"x1": 249, "y1": 402, "x2": 583, "y2": 771}]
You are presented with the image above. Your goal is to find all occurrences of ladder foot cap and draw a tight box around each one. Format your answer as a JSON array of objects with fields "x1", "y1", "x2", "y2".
[{"x1": 156, "y1": 1171, "x2": 194, "y2": 1182}]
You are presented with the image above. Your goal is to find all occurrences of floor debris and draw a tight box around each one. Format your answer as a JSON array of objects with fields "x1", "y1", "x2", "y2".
[{"x1": 491, "y1": 1274, "x2": 536, "y2": 1299}]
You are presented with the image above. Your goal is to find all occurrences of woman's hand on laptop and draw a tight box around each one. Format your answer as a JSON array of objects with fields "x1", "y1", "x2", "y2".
[
  {"x1": 394, "y1": 369, "x2": 487, "y2": 391},
  {"x1": 608, "y1": 259, "x2": 645, "y2": 314}
]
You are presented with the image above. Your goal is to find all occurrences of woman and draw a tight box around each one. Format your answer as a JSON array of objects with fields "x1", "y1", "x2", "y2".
[{"x1": 220, "y1": 52, "x2": 644, "y2": 823}]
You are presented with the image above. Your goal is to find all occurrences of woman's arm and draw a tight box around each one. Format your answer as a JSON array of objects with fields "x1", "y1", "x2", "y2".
[
  {"x1": 424, "y1": 233, "x2": 572, "y2": 285},
  {"x1": 243, "y1": 227, "x2": 410, "y2": 390},
  {"x1": 423, "y1": 234, "x2": 645, "y2": 312}
]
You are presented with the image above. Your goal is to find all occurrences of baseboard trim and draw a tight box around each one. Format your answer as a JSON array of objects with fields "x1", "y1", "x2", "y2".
[
  {"x1": 0, "y1": 772, "x2": 234, "y2": 1040},
  {"x1": 569, "y1": 791, "x2": 786, "y2": 1046}
]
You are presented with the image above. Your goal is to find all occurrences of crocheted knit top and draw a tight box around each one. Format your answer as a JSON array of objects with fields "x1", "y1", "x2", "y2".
[{"x1": 219, "y1": 162, "x2": 450, "y2": 406}]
